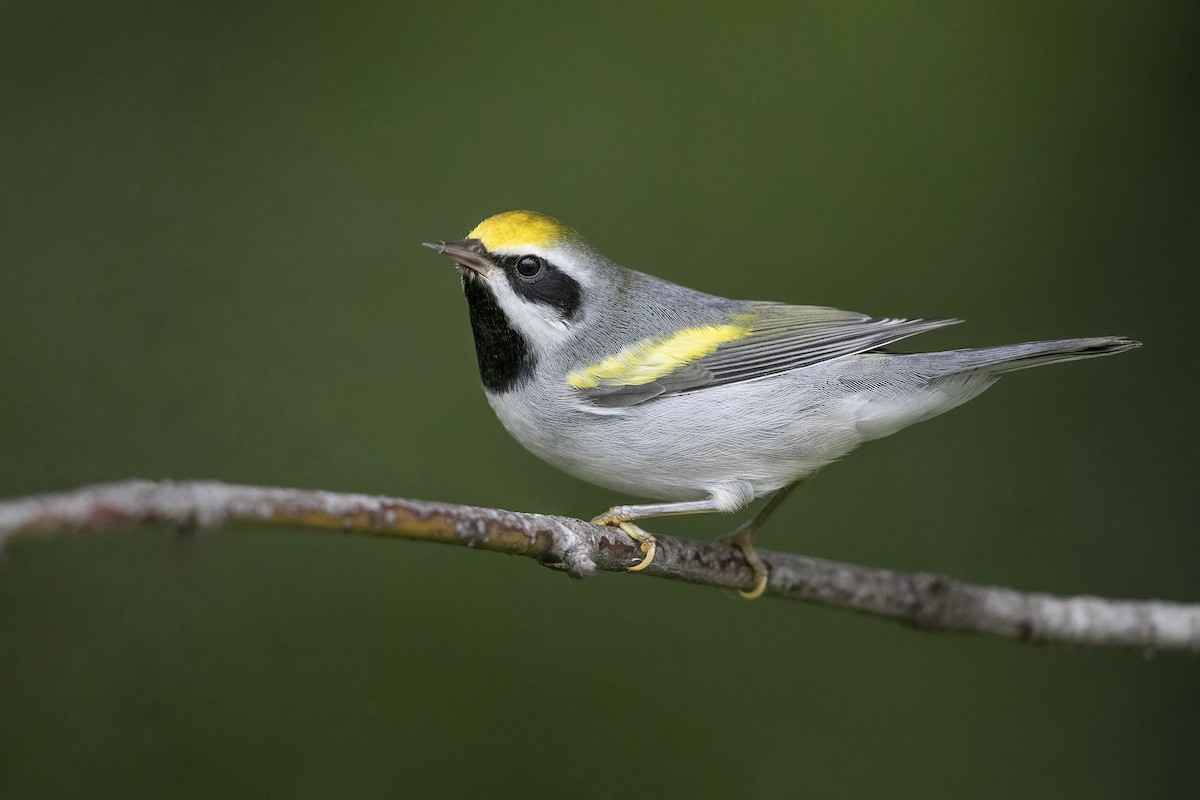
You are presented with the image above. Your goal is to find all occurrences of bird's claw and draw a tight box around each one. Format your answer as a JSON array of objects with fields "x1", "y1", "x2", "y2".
[
  {"x1": 722, "y1": 526, "x2": 769, "y2": 600},
  {"x1": 592, "y1": 514, "x2": 657, "y2": 572}
]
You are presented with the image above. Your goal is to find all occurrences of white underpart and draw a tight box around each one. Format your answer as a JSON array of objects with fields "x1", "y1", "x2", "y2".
[
  {"x1": 487, "y1": 348, "x2": 1011, "y2": 507},
  {"x1": 844, "y1": 370, "x2": 996, "y2": 441},
  {"x1": 708, "y1": 480, "x2": 756, "y2": 512}
]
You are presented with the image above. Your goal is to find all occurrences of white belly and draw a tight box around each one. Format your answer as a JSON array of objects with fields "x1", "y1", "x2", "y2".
[{"x1": 487, "y1": 373, "x2": 866, "y2": 503}]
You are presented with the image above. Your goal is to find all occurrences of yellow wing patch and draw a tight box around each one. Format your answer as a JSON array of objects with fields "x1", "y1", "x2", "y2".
[
  {"x1": 468, "y1": 210, "x2": 581, "y2": 253},
  {"x1": 568, "y1": 315, "x2": 757, "y2": 389}
]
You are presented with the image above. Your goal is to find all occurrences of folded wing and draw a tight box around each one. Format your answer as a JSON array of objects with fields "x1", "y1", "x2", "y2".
[{"x1": 572, "y1": 305, "x2": 960, "y2": 408}]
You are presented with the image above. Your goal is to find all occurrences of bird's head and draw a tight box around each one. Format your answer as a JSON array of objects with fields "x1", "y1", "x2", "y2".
[
  {"x1": 424, "y1": 210, "x2": 611, "y2": 350},
  {"x1": 426, "y1": 210, "x2": 631, "y2": 392}
]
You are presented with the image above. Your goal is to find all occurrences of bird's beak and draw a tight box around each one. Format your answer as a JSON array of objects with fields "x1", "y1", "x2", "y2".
[{"x1": 422, "y1": 238, "x2": 495, "y2": 275}]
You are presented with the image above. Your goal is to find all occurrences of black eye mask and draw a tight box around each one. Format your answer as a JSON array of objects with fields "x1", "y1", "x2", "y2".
[{"x1": 497, "y1": 254, "x2": 583, "y2": 321}]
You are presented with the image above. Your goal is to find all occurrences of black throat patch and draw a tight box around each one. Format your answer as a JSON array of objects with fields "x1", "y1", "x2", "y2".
[{"x1": 461, "y1": 275, "x2": 534, "y2": 393}]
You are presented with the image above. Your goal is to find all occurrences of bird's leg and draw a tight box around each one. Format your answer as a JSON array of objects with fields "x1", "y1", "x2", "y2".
[
  {"x1": 720, "y1": 480, "x2": 805, "y2": 600},
  {"x1": 592, "y1": 499, "x2": 724, "y2": 572}
]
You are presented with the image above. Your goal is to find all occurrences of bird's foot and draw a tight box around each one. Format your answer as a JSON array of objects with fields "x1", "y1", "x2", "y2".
[
  {"x1": 591, "y1": 512, "x2": 657, "y2": 571},
  {"x1": 721, "y1": 525, "x2": 769, "y2": 600}
]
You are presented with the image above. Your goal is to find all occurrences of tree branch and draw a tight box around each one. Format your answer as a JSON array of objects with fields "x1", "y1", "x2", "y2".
[{"x1": 0, "y1": 479, "x2": 1195, "y2": 653}]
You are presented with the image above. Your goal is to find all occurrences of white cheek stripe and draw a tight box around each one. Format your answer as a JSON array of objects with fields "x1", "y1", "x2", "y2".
[
  {"x1": 481, "y1": 275, "x2": 574, "y2": 352},
  {"x1": 481, "y1": 248, "x2": 590, "y2": 353}
]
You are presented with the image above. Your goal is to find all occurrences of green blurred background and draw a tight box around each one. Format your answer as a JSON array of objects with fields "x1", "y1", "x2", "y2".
[{"x1": 1, "y1": 1, "x2": 1197, "y2": 797}]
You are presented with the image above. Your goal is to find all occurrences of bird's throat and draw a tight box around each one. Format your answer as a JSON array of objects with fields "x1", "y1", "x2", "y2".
[{"x1": 461, "y1": 277, "x2": 535, "y2": 393}]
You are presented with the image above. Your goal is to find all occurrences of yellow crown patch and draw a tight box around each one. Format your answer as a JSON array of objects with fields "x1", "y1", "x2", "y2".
[{"x1": 468, "y1": 210, "x2": 581, "y2": 253}]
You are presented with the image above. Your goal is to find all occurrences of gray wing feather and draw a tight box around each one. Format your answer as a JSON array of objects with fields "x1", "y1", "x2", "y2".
[{"x1": 584, "y1": 306, "x2": 960, "y2": 408}]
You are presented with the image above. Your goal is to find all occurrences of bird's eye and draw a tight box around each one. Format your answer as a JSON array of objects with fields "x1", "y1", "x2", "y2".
[{"x1": 515, "y1": 255, "x2": 545, "y2": 279}]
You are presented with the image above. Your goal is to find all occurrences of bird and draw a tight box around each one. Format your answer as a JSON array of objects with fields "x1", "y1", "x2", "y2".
[{"x1": 424, "y1": 210, "x2": 1139, "y2": 598}]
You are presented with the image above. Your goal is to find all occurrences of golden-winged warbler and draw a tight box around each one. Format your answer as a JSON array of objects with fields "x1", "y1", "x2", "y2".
[{"x1": 425, "y1": 210, "x2": 1138, "y2": 598}]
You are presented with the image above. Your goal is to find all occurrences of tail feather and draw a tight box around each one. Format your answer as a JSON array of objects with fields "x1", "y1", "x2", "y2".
[
  {"x1": 850, "y1": 336, "x2": 1138, "y2": 442},
  {"x1": 919, "y1": 336, "x2": 1141, "y2": 375}
]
